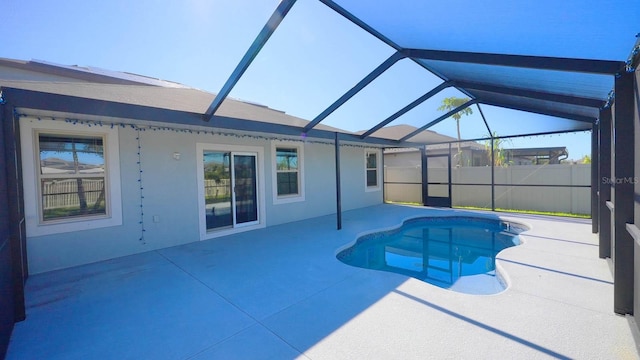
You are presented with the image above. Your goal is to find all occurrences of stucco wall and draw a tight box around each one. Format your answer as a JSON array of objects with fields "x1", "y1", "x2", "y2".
[
  {"x1": 265, "y1": 141, "x2": 337, "y2": 226},
  {"x1": 21, "y1": 116, "x2": 382, "y2": 274},
  {"x1": 340, "y1": 146, "x2": 384, "y2": 211}
]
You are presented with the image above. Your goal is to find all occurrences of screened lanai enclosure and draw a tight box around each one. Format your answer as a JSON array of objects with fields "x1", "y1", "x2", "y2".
[
  {"x1": 384, "y1": 140, "x2": 591, "y2": 215},
  {"x1": 1, "y1": 0, "x2": 640, "y2": 356},
  {"x1": 203, "y1": 0, "x2": 632, "y2": 218},
  {"x1": 199, "y1": 0, "x2": 640, "y2": 328}
]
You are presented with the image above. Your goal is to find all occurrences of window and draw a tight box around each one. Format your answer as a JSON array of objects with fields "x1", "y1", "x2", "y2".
[
  {"x1": 276, "y1": 147, "x2": 299, "y2": 196},
  {"x1": 365, "y1": 150, "x2": 380, "y2": 191},
  {"x1": 20, "y1": 117, "x2": 122, "y2": 236},
  {"x1": 271, "y1": 142, "x2": 305, "y2": 204},
  {"x1": 37, "y1": 133, "x2": 107, "y2": 221}
]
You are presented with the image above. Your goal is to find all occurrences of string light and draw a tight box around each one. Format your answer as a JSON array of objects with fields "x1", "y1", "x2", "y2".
[
  {"x1": 16, "y1": 113, "x2": 395, "y2": 243},
  {"x1": 136, "y1": 129, "x2": 146, "y2": 245},
  {"x1": 17, "y1": 112, "x2": 388, "y2": 244},
  {"x1": 15, "y1": 113, "x2": 382, "y2": 149}
]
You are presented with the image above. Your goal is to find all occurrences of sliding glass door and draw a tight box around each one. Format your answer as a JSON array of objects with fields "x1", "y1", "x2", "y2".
[
  {"x1": 232, "y1": 153, "x2": 258, "y2": 227},
  {"x1": 203, "y1": 151, "x2": 258, "y2": 231}
]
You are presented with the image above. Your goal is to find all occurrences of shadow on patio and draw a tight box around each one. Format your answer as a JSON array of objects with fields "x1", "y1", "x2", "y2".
[{"x1": 6, "y1": 204, "x2": 638, "y2": 359}]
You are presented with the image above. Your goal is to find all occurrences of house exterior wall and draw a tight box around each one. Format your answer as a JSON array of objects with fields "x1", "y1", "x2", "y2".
[
  {"x1": 340, "y1": 146, "x2": 383, "y2": 210},
  {"x1": 20, "y1": 116, "x2": 382, "y2": 274},
  {"x1": 264, "y1": 141, "x2": 336, "y2": 225}
]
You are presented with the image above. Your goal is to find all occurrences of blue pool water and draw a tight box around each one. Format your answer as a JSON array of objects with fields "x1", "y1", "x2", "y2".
[{"x1": 337, "y1": 217, "x2": 526, "y2": 295}]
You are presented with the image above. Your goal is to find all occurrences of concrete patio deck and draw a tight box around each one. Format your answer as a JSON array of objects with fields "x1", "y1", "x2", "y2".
[{"x1": 6, "y1": 204, "x2": 639, "y2": 359}]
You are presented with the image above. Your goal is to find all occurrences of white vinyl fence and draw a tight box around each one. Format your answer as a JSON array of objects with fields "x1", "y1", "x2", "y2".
[
  {"x1": 204, "y1": 179, "x2": 231, "y2": 200},
  {"x1": 42, "y1": 179, "x2": 104, "y2": 210},
  {"x1": 44, "y1": 179, "x2": 234, "y2": 210},
  {"x1": 385, "y1": 164, "x2": 591, "y2": 215}
]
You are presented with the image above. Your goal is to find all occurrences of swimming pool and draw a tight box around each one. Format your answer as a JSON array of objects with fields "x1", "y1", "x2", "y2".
[{"x1": 337, "y1": 216, "x2": 527, "y2": 295}]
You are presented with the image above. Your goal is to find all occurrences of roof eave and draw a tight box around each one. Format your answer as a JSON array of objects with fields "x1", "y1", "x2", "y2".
[{"x1": 1, "y1": 86, "x2": 420, "y2": 148}]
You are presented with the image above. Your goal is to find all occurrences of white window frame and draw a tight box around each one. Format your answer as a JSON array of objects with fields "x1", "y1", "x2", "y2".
[
  {"x1": 271, "y1": 141, "x2": 305, "y2": 204},
  {"x1": 20, "y1": 117, "x2": 122, "y2": 236},
  {"x1": 196, "y1": 143, "x2": 266, "y2": 240},
  {"x1": 364, "y1": 149, "x2": 381, "y2": 192}
]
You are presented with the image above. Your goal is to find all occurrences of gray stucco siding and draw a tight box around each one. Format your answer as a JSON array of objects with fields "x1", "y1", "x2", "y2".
[{"x1": 21, "y1": 116, "x2": 382, "y2": 274}]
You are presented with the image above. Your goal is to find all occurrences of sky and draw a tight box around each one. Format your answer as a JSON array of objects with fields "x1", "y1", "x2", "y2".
[{"x1": 2, "y1": 0, "x2": 639, "y2": 160}]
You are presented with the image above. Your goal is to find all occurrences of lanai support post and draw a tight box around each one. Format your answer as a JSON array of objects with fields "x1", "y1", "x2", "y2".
[
  {"x1": 421, "y1": 146, "x2": 428, "y2": 206},
  {"x1": 491, "y1": 135, "x2": 496, "y2": 211},
  {"x1": 591, "y1": 123, "x2": 599, "y2": 233},
  {"x1": 0, "y1": 102, "x2": 14, "y2": 356},
  {"x1": 477, "y1": 104, "x2": 495, "y2": 212},
  {"x1": 612, "y1": 71, "x2": 635, "y2": 315},
  {"x1": 381, "y1": 147, "x2": 386, "y2": 203},
  {"x1": 335, "y1": 132, "x2": 342, "y2": 230},
  {"x1": 634, "y1": 66, "x2": 640, "y2": 324},
  {"x1": 3, "y1": 103, "x2": 26, "y2": 322},
  {"x1": 599, "y1": 108, "x2": 612, "y2": 259},
  {"x1": 447, "y1": 144, "x2": 452, "y2": 206}
]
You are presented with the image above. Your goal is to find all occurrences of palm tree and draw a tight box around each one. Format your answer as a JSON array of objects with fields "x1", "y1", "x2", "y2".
[
  {"x1": 484, "y1": 132, "x2": 511, "y2": 166},
  {"x1": 437, "y1": 97, "x2": 473, "y2": 167},
  {"x1": 43, "y1": 135, "x2": 104, "y2": 215},
  {"x1": 70, "y1": 141, "x2": 88, "y2": 211}
]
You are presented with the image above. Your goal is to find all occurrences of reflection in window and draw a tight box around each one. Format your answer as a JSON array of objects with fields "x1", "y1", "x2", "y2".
[
  {"x1": 203, "y1": 151, "x2": 232, "y2": 230},
  {"x1": 38, "y1": 133, "x2": 107, "y2": 221},
  {"x1": 276, "y1": 147, "x2": 299, "y2": 196},
  {"x1": 366, "y1": 151, "x2": 378, "y2": 188}
]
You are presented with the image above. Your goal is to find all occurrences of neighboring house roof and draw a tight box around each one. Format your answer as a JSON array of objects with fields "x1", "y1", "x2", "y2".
[
  {"x1": 426, "y1": 141, "x2": 486, "y2": 152},
  {"x1": 503, "y1": 146, "x2": 569, "y2": 160},
  {"x1": 504, "y1": 146, "x2": 568, "y2": 154},
  {"x1": 40, "y1": 157, "x2": 104, "y2": 174},
  {"x1": 358, "y1": 124, "x2": 457, "y2": 143},
  {"x1": 379, "y1": 125, "x2": 486, "y2": 154}
]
